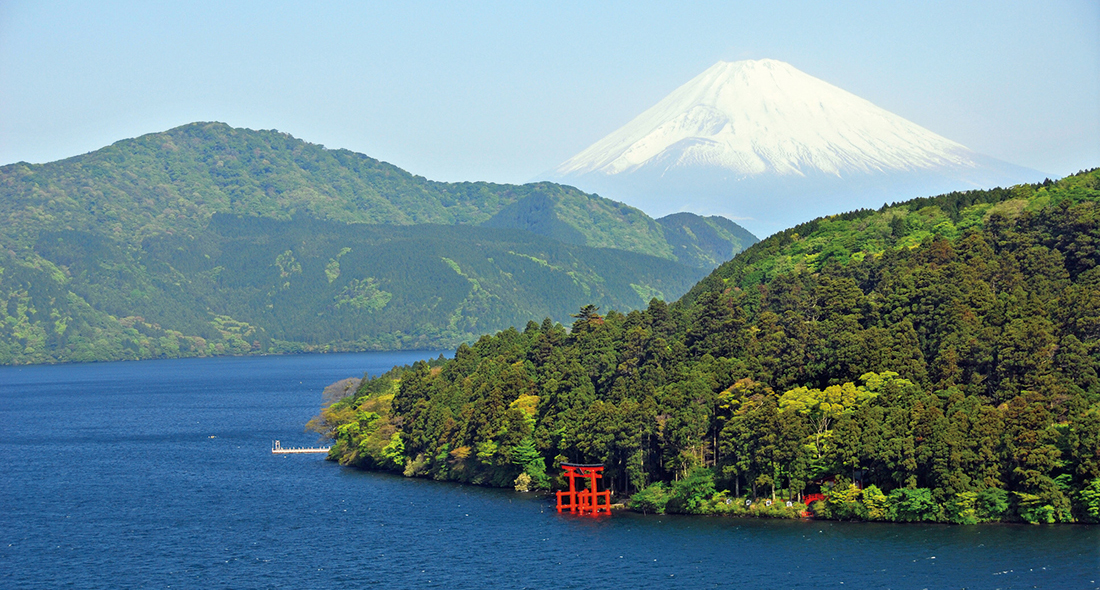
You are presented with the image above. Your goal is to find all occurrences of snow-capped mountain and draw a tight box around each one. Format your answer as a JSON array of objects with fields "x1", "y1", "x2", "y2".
[{"x1": 544, "y1": 59, "x2": 1045, "y2": 235}]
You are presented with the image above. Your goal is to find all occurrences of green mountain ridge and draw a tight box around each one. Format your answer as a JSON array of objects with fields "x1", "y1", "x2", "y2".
[
  {"x1": 316, "y1": 169, "x2": 1100, "y2": 524},
  {"x1": 0, "y1": 122, "x2": 755, "y2": 266},
  {"x1": 0, "y1": 122, "x2": 755, "y2": 364}
]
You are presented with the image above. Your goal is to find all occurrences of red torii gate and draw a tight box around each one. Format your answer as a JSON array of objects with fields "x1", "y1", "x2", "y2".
[{"x1": 556, "y1": 463, "x2": 612, "y2": 516}]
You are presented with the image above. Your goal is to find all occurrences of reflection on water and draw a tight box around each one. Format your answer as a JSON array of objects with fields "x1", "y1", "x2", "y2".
[{"x1": 1, "y1": 353, "x2": 1097, "y2": 589}]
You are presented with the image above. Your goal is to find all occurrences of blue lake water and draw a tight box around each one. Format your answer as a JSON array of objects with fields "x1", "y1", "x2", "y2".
[{"x1": 1, "y1": 352, "x2": 1097, "y2": 589}]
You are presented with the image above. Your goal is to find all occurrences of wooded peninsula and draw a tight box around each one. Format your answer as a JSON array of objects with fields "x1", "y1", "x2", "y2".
[{"x1": 313, "y1": 169, "x2": 1100, "y2": 524}]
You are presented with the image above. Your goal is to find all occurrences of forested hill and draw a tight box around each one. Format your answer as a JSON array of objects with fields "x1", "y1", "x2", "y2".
[
  {"x1": 316, "y1": 168, "x2": 1100, "y2": 524},
  {"x1": 0, "y1": 122, "x2": 755, "y2": 267},
  {"x1": 0, "y1": 122, "x2": 758, "y2": 364}
]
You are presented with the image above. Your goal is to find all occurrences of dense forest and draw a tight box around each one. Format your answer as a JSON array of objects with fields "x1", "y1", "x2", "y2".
[
  {"x1": 0, "y1": 122, "x2": 756, "y2": 364},
  {"x1": 0, "y1": 215, "x2": 708, "y2": 363},
  {"x1": 315, "y1": 169, "x2": 1100, "y2": 524}
]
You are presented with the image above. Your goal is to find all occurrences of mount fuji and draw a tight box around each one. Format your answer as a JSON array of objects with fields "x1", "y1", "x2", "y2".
[{"x1": 543, "y1": 59, "x2": 1046, "y2": 235}]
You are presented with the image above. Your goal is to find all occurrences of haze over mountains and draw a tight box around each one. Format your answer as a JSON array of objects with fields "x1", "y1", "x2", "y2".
[{"x1": 545, "y1": 59, "x2": 1046, "y2": 236}]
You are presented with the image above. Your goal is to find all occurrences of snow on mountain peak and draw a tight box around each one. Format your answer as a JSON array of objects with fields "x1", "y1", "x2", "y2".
[{"x1": 553, "y1": 59, "x2": 975, "y2": 179}]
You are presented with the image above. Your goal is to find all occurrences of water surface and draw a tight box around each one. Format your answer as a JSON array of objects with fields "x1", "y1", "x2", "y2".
[{"x1": 2, "y1": 353, "x2": 1096, "y2": 589}]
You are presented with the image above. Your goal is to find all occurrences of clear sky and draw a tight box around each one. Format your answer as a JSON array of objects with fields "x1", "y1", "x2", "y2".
[{"x1": 1, "y1": 1, "x2": 1097, "y2": 184}]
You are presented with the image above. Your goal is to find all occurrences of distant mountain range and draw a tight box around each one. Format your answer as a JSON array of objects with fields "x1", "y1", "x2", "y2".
[
  {"x1": 0, "y1": 122, "x2": 756, "y2": 364},
  {"x1": 544, "y1": 59, "x2": 1046, "y2": 236}
]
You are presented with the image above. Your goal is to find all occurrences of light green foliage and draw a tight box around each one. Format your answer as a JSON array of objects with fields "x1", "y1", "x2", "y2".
[
  {"x1": 630, "y1": 482, "x2": 671, "y2": 514},
  {"x1": 325, "y1": 247, "x2": 352, "y2": 283},
  {"x1": 779, "y1": 381, "x2": 876, "y2": 416},
  {"x1": 779, "y1": 377, "x2": 878, "y2": 458},
  {"x1": 945, "y1": 491, "x2": 980, "y2": 524},
  {"x1": 1079, "y1": 478, "x2": 1100, "y2": 521},
  {"x1": 275, "y1": 249, "x2": 301, "y2": 278},
  {"x1": 334, "y1": 278, "x2": 392, "y2": 311},
  {"x1": 475, "y1": 440, "x2": 499, "y2": 463},
  {"x1": 325, "y1": 259, "x2": 341, "y2": 283},
  {"x1": 824, "y1": 483, "x2": 864, "y2": 519},
  {"x1": 859, "y1": 371, "x2": 914, "y2": 395},
  {"x1": 317, "y1": 372, "x2": 404, "y2": 470},
  {"x1": 506, "y1": 251, "x2": 554, "y2": 268},
  {"x1": 440, "y1": 257, "x2": 463, "y2": 275},
  {"x1": 860, "y1": 485, "x2": 889, "y2": 521},
  {"x1": 630, "y1": 283, "x2": 665, "y2": 306},
  {"x1": 1015, "y1": 492, "x2": 1057, "y2": 524},
  {"x1": 210, "y1": 315, "x2": 257, "y2": 353},
  {"x1": 380, "y1": 432, "x2": 405, "y2": 468}
]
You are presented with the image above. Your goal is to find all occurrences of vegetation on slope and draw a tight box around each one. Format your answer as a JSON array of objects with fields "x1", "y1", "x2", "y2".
[
  {"x1": 0, "y1": 215, "x2": 706, "y2": 364},
  {"x1": 314, "y1": 169, "x2": 1100, "y2": 524}
]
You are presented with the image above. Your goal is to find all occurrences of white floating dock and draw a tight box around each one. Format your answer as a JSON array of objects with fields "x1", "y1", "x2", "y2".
[{"x1": 272, "y1": 440, "x2": 331, "y2": 454}]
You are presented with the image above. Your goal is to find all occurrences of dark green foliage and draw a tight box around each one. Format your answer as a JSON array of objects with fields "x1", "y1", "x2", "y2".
[
  {"x1": 483, "y1": 191, "x2": 589, "y2": 246},
  {"x1": 976, "y1": 487, "x2": 1010, "y2": 521},
  {"x1": 319, "y1": 169, "x2": 1100, "y2": 523},
  {"x1": 666, "y1": 468, "x2": 719, "y2": 514},
  {"x1": 481, "y1": 187, "x2": 756, "y2": 266},
  {"x1": 887, "y1": 488, "x2": 938, "y2": 522},
  {"x1": 629, "y1": 468, "x2": 719, "y2": 515},
  {"x1": 655, "y1": 213, "x2": 758, "y2": 269}
]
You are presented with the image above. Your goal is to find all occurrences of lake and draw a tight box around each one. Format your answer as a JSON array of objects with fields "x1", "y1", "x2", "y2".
[{"x1": 1, "y1": 353, "x2": 1097, "y2": 589}]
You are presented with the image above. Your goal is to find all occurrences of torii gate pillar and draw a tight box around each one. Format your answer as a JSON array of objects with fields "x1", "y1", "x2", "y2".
[{"x1": 556, "y1": 463, "x2": 611, "y2": 515}]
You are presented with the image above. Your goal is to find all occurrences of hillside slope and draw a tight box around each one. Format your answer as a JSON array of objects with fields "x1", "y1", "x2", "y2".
[{"x1": 0, "y1": 214, "x2": 706, "y2": 364}]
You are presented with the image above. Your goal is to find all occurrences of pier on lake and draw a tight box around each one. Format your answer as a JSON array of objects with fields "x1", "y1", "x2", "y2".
[{"x1": 272, "y1": 440, "x2": 331, "y2": 454}]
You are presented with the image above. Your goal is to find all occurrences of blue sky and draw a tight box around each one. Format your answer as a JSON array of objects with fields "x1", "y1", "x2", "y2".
[{"x1": 1, "y1": 1, "x2": 1097, "y2": 183}]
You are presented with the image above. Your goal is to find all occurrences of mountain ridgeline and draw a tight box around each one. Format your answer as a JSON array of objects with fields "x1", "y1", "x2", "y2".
[
  {"x1": 316, "y1": 169, "x2": 1100, "y2": 524},
  {"x1": 0, "y1": 122, "x2": 756, "y2": 364}
]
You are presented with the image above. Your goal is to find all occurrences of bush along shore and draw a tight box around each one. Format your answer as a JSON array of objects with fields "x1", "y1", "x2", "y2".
[{"x1": 625, "y1": 467, "x2": 1041, "y2": 524}]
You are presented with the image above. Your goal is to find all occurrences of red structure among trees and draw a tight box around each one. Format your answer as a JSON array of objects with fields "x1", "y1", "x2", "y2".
[
  {"x1": 556, "y1": 463, "x2": 611, "y2": 516},
  {"x1": 802, "y1": 493, "x2": 825, "y2": 506}
]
